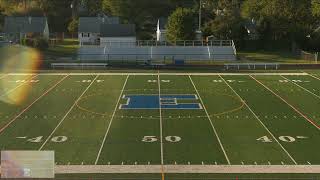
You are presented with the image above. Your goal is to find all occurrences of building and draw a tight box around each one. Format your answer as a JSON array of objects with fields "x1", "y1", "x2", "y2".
[
  {"x1": 156, "y1": 18, "x2": 167, "y2": 42},
  {"x1": 78, "y1": 16, "x2": 120, "y2": 45},
  {"x1": 3, "y1": 16, "x2": 49, "y2": 43},
  {"x1": 100, "y1": 24, "x2": 136, "y2": 47}
]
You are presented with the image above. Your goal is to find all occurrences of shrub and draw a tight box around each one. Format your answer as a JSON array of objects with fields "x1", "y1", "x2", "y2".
[{"x1": 33, "y1": 37, "x2": 49, "y2": 50}]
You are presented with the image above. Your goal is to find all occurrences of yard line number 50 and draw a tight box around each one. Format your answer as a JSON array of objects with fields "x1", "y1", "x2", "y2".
[{"x1": 142, "y1": 136, "x2": 181, "y2": 143}]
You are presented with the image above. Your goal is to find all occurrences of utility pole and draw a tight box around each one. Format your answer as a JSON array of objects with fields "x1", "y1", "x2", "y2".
[{"x1": 198, "y1": 0, "x2": 202, "y2": 31}]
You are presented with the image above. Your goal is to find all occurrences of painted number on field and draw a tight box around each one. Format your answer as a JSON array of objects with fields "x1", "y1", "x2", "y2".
[
  {"x1": 10, "y1": 80, "x2": 39, "y2": 83},
  {"x1": 279, "y1": 80, "x2": 309, "y2": 83},
  {"x1": 257, "y1": 136, "x2": 307, "y2": 143},
  {"x1": 78, "y1": 80, "x2": 104, "y2": 83},
  {"x1": 142, "y1": 136, "x2": 181, "y2": 143},
  {"x1": 148, "y1": 80, "x2": 170, "y2": 83},
  {"x1": 212, "y1": 80, "x2": 245, "y2": 83},
  {"x1": 20, "y1": 136, "x2": 68, "y2": 143}
]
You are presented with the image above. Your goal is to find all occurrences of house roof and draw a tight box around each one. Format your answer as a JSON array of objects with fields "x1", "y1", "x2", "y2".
[
  {"x1": 100, "y1": 24, "x2": 136, "y2": 37},
  {"x1": 4, "y1": 16, "x2": 48, "y2": 33},
  {"x1": 78, "y1": 16, "x2": 120, "y2": 33},
  {"x1": 158, "y1": 17, "x2": 167, "y2": 30}
]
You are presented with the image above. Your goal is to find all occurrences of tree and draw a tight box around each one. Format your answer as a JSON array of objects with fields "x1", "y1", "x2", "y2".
[
  {"x1": 204, "y1": 0, "x2": 246, "y2": 42},
  {"x1": 241, "y1": 0, "x2": 315, "y2": 50},
  {"x1": 166, "y1": 8, "x2": 196, "y2": 43},
  {"x1": 312, "y1": 0, "x2": 320, "y2": 17},
  {"x1": 68, "y1": 18, "x2": 79, "y2": 33}
]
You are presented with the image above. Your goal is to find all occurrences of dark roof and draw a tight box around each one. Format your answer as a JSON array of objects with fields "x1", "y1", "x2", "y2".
[
  {"x1": 158, "y1": 17, "x2": 167, "y2": 30},
  {"x1": 4, "y1": 16, "x2": 47, "y2": 33},
  {"x1": 78, "y1": 17, "x2": 120, "y2": 33},
  {"x1": 100, "y1": 24, "x2": 136, "y2": 37}
]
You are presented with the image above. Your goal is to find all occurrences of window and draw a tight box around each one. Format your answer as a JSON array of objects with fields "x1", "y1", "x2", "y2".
[{"x1": 82, "y1": 33, "x2": 90, "y2": 37}]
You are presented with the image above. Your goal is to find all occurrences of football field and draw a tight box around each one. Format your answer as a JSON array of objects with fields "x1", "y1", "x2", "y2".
[{"x1": 0, "y1": 71, "x2": 320, "y2": 168}]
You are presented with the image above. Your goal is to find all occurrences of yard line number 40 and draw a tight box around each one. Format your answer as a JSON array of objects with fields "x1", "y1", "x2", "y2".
[
  {"x1": 257, "y1": 135, "x2": 308, "y2": 143},
  {"x1": 18, "y1": 136, "x2": 68, "y2": 143}
]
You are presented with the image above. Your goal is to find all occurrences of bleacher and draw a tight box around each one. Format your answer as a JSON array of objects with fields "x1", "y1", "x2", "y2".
[{"x1": 78, "y1": 40, "x2": 237, "y2": 62}]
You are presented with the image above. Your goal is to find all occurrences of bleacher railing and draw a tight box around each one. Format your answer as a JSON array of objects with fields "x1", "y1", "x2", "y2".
[{"x1": 80, "y1": 40, "x2": 233, "y2": 47}]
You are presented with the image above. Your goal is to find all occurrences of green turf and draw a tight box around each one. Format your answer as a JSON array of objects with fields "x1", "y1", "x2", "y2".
[{"x1": 0, "y1": 71, "x2": 320, "y2": 168}]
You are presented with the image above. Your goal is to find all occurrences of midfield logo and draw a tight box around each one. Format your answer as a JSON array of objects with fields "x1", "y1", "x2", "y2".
[{"x1": 119, "y1": 95, "x2": 202, "y2": 110}]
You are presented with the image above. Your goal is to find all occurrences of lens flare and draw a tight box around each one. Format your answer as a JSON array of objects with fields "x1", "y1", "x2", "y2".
[{"x1": 0, "y1": 46, "x2": 42, "y2": 105}]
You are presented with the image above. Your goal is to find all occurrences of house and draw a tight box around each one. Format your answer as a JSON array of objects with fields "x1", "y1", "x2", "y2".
[
  {"x1": 156, "y1": 17, "x2": 167, "y2": 42},
  {"x1": 100, "y1": 24, "x2": 136, "y2": 47},
  {"x1": 78, "y1": 16, "x2": 120, "y2": 45},
  {"x1": 3, "y1": 16, "x2": 49, "y2": 42}
]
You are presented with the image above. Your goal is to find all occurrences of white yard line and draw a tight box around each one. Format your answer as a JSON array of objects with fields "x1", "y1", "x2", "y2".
[
  {"x1": 38, "y1": 75, "x2": 99, "y2": 150},
  {"x1": 158, "y1": 74, "x2": 164, "y2": 166},
  {"x1": 51, "y1": 165, "x2": 320, "y2": 174},
  {"x1": 280, "y1": 75, "x2": 320, "y2": 100},
  {"x1": 0, "y1": 74, "x2": 39, "y2": 98},
  {"x1": 95, "y1": 75, "x2": 129, "y2": 165},
  {"x1": 0, "y1": 74, "x2": 9, "y2": 79},
  {"x1": 251, "y1": 75, "x2": 320, "y2": 131},
  {"x1": 219, "y1": 75, "x2": 298, "y2": 165},
  {"x1": 0, "y1": 75, "x2": 69, "y2": 134},
  {"x1": 306, "y1": 72, "x2": 320, "y2": 81},
  {"x1": 188, "y1": 75, "x2": 230, "y2": 164},
  {"x1": 7, "y1": 72, "x2": 308, "y2": 76}
]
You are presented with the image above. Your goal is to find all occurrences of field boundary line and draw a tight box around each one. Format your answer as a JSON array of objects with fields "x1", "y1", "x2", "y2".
[
  {"x1": 0, "y1": 75, "x2": 69, "y2": 134},
  {"x1": 8, "y1": 72, "x2": 308, "y2": 76},
  {"x1": 0, "y1": 74, "x2": 38, "y2": 99},
  {"x1": 39, "y1": 75, "x2": 99, "y2": 150},
  {"x1": 95, "y1": 75, "x2": 129, "y2": 165},
  {"x1": 250, "y1": 75, "x2": 320, "y2": 130},
  {"x1": 219, "y1": 75, "x2": 297, "y2": 165},
  {"x1": 51, "y1": 165, "x2": 320, "y2": 174},
  {"x1": 188, "y1": 75, "x2": 230, "y2": 164},
  {"x1": 280, "y1": 75, "x2": 320, "y2": 99}
]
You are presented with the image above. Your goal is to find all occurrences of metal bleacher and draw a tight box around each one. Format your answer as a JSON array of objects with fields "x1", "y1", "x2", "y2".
[{"x1": 77, "y1": 40, "x2": 237, "y2": 62}]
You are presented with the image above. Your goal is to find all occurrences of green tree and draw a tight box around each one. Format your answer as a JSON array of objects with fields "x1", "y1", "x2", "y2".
[
  {"x1": 166, "y1": 8, "x2": 196, "y2": 43},
  {"x1": 312, "y1": 0, "x2": 320, "y2": 17},
  {"x1": 68, "y1": 18, "x2": 79, "y2": 33}
]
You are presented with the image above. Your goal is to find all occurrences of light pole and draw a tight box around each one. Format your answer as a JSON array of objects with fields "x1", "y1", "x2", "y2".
[{"x1": 199, "y1": 0, "x2": 202, "y2": 31}]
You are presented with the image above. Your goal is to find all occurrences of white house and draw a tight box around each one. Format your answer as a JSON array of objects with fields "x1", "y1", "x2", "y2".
[
  {"x1": 100, "y1": 24, "x2": 136, "y2": 47},
  {"x1": 3, "y1": 16, "x2": 49, "y2": 42},
  {"x1": 156, "y1": 18, "x2": 167, "y2": 42},
  {"x1": 78, "y1": 16, "x2": 120, "y2": 45}
]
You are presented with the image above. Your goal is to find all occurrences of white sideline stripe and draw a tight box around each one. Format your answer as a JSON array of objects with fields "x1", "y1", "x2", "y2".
[
  {"x1": 95, "y1": 75, "x2": 129, "y2": 165},
  {"x1": 51, "y1": 165, "x2": 320, "y2": 174},
  {"x1": 189, "y1": 75, "x2": 230, "y2": 164},
  {"x1": 280, "y1": 75, "x2": 320, "y2": 100},
  {"x1": 158, "y1": 74, "x2": 164, "y2": 165},
  {"x1": 219, "y1": 75, "x2": 297, "y2": 165},
  {"x1": 7, "y1": 72, "x2": 308, "y2": 76},
  {"x1": 38, "y1": 75, "x2": 99, "y2": 150}
]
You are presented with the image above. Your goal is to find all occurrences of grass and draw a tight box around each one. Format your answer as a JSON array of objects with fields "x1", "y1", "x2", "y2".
[
  {"x1": 44, "y1": 38, "x2": 79, "y2": 59},
  {"x1": 0, "y1": 71, "x2": 320, "y2": 178},
  {"x1": 237, "y1": 51, "x2": 316, "y2": 64}
]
